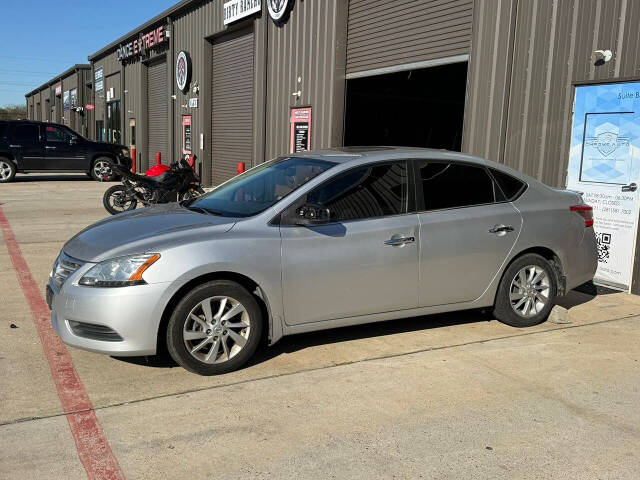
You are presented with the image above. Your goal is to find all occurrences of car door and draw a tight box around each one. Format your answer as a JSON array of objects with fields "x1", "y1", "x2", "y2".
[
  {"x1": 43, "y1": 125, "x2": 86, "y2": 170},
  {"x1": 415, "y1": 160, "x2": 522, "y2": 307},
  {"x1": 280, "y1": 161, "x2": 419, "y2": 325},
  {"x1": 8, "y1": 123, "x2": 45, "y2": 170}
]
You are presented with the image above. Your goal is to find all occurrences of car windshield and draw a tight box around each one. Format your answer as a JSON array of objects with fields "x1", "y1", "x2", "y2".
[{"x1": 184, "y1": 156, "x2": 336, "y2": 217}]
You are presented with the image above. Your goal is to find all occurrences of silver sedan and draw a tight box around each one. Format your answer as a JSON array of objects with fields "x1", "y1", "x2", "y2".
[{"x1": 48, "y1": 148, "x2": 597, "y2": 375}]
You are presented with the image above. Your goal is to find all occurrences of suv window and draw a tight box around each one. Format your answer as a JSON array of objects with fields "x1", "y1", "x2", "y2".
[
  {"x1": 418, "y1": 162, "x2": 496, "y2": 211},
  {"x1": 46, "y1": 125, "x2": 72, "y2": 143},
  {"x1": 306, "y1": 162, "x2": 408, "y2": 222},
  {"x1": 490, "y1": 168, "x2": 527, "y2": 201},
  {"x1": 0, "y1": 122, "x2": 7, "y2": 138},
  {"x1": 13, "y1": 124, "x2": 40, "y2": 143}
]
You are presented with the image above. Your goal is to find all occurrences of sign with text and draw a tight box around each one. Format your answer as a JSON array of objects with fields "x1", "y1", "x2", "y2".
[
  {"x1": 63, "y1": 91, "x2": 70, "y2": 111},
  {"x1": 182, "y1": 116, "x2": 192, "y2": 154},
  {"x1": 94, "y1": 66, "x2": 104, "y2": 92},
  {"x1": 55, "y1": 84, "x2": 62, "y2": 96},
  {"x1": 567, "y1": 82, "x2": 640, "y2": 290},
  {"x1": 290, "y1": 107, "x2": 311, "y2": 153},
  {"x1": 116, "y1": 26, "x2": 166, "y2": 63},
  {"x1": 223, "y1": 0, "x2": 261, "y2": 25}
]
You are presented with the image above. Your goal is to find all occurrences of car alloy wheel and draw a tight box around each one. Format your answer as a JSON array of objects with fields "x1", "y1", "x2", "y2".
[
  {"x1": 0, "y1": 160, "x2": 14, "y2": 181},
  {"x1": 93, "y1": 160, "x2": 113, "y2": 181},
  {"x1": 183, "y1": 296, "x2": 251, "y2": 364},
  {"x1": 509, "y1": 265, "x2": 550, "y2": 317}
]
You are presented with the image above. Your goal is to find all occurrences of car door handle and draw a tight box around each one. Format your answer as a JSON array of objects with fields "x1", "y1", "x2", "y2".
[
  {"x1": 384, "y1": 235, "x2": 415, "y2": 247},
  {"x1": 622, "y1": 183, "x2": 637, "y2": 192},
  {"x1": 45, "y1": 146, "x2": 56, "y2": 150},
  {"x1": 489, "y1": 225, "x2": 514, "y2": 235}
]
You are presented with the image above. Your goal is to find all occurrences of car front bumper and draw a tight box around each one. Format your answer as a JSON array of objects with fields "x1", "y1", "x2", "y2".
[{"x1": 49, "y1": 276, "x2": 172, "y2": 357}]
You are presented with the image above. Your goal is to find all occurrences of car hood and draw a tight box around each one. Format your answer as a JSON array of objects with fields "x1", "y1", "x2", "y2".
[{"x1": 64, "y1": 203, "x2": 236, "y2": 262}]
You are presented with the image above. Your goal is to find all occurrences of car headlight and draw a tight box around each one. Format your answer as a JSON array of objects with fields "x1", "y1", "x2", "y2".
[
  {"x1": 120, "y1": 147, "x2": 130, "y2": 157},
  {"x1": 78, "y1": 253, "x2": 160, "y2": 287}
]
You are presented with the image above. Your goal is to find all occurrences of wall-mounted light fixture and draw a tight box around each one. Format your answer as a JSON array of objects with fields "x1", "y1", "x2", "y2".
[{"x1": 592, "y1": 49, "x2": 613, "y2": 65}]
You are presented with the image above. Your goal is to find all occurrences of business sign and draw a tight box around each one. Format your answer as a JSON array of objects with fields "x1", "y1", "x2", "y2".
[
  {"x1": 94, "y1": 66, "x2": 104, "y2": 92},
  {"x1": 267, "y1": 0, "x2": 290, "y2": 22},
  {"x1": 85, "y1": 104, "x2": 95, "y2": 111},
  {"x1": 55, "y1": 84, "x2": 62, "y2": 96},
  {"x1": 116, "y1": 26, "x2": 166, "y2": 63},
  {"x1": 188, "y1": 98, "x2": 198, "y2": 108},
  {"x1": 182, "y1": 115, "x2": 192, "y2": 154},
  {"x1": 567, "y1": 82, "x2": 640, "y2": 290},
  {"x1": 176, "y1": 51, "x2": 191, "y2": 93},
  {"x1": 70, "y1": 89, "x2": 77, "y2": 108},
  {"x1": 223, "y1": 0, "x2": 261, "y2": 25},
  {"x1": 63, "y1": 91, "x2": 70, "y2": 111},
  {"x1": 290, "y1": 107, "x2": 311, "y2": 153}
]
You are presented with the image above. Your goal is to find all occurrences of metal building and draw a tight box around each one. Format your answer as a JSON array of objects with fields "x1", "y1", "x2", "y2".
[
  {"x1": 25, "y1": 65, "x2": 92, "y2": 136},
  {"x1": 23, "y1": 0, "x2": 640, "y2": 294}
]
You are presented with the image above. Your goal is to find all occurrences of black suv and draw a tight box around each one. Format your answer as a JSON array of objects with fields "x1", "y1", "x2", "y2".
[{"x1": 0, "y1": 120, "x2": 132, "y2": 183}]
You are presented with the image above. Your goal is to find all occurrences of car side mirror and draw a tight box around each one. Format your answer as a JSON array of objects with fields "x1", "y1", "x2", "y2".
[
  {"x1": 69, "y1": 136, "x2": 78, "y2": 145},
  {"x1": 294, "y1": 204, "x2": 331, "y2": 226}
]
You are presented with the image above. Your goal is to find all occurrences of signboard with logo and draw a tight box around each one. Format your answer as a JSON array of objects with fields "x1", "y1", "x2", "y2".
[
  {"x1": 223, "y1": 0, "x2": 261, "y2": 25},
  {"x1": 94, "y1": 67, "x2": 104, "y2": 92},
  {"x1": 55, "y1": 84, "x2": 62, "y2": 96},
  {"x1": 70, "y1": 89, "x2": 78, "y2": 108},
  {"x1": 176, "y1": 51, "x2": 191, "y2": 93},
  {"x1": 63, "y1": 91, "x2": 70, "y2": 111},
  {"x1": 116, "y1": 26, "x2": 166, "y2": 63},
  {"x1": 567, "y1": 81, "x2": 640, "y2": 290},
  {"x1": 290, "y1": 107, "x2": 311, "y2": 153},
  {"x1": 182, "y1": 116, "x2": 192, "y2": 154},
  {"x1": 267, "y1": 0, "x2": 290, "y2": 22}
]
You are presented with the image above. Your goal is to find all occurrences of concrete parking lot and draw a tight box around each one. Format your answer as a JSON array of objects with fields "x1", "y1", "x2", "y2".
[{"x1": 1, "y1": 174, "x2": 640, "y2": 479}]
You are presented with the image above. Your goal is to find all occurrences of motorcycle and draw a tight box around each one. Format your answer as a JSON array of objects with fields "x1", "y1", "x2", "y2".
[{"x1": 103, "y1": 155, "x2": 205, "y2": 215}]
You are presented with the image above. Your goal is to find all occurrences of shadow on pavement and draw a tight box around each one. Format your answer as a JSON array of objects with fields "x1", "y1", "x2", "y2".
[
  {"x1": 14, "y1": 174, "x2": 94, "y2": 182},
  {"x1": 112, "y1": 286, "x2": 601, "y2": 371}
]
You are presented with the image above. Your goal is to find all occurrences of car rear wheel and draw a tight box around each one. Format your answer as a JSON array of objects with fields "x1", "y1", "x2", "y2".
[
  {"x1": 91, "y1": 157, "x2": 116, "y2": 181},
  {"x1": 166, "y1": 280, "x2": 263, "y2": 375},
  {"x1": 493, "y1": 253, "x2": 557, "y2": 327},
  {"x1": 0, "y1": 158, "x2": 16, "y2": 183}
]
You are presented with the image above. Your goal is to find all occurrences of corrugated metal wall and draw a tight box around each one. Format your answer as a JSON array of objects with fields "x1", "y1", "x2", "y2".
[
  {"x1": 265, "y1": 0, "x2": 348, "y2": 158},
  {"x1": 463, "y1": 0, "x2": 640, "y2": 292},
  {"x1": 146, "y1": 59, "x2": 169, "y2": 165},
  {"x1": 211, "y1": 30, "x2": 255, "y2": 186},
  {"x1": 346, "y1": 0, "x2": 474, "y2": 76}
]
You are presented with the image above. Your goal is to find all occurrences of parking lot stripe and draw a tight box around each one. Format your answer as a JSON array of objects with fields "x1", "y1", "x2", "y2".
[{"x1": 0, "y1": 207, "x2": 125, "y2": 480}]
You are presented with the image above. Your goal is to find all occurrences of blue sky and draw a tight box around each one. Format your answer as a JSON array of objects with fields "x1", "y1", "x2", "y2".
[{"x1": 0, "y1": 0, "x2": 176, "y2": 107}]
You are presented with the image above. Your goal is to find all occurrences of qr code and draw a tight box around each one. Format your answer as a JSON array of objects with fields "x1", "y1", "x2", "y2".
[{"x1": 596, "y1": 232, "x2": 611, "y2": 263}]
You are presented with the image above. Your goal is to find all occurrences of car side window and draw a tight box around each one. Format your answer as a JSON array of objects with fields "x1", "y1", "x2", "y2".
[
  {"x1": 418, "y1": 161, "x2": 497, "y2": 211},
  {"x1": 306, "y1": 162, "x2": 408, "y2": 222},
  {"x1": 13, "y1": 124, "x2": 40, "y2": 143},
  {"x1": 46, "y1": 125, "x2": 72, "y2": 143},
  {"x1": 489, "y1": 168, "x2": 527, "y2": 201}
]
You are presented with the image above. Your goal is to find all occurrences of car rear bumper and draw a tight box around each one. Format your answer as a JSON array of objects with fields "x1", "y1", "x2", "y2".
[{"x1": 49, "y1": 277, "x2": 171, "y2": 356}]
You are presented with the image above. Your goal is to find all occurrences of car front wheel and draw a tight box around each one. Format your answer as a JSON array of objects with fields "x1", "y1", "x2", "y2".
[
  {"x1": 0, "y1": 158, "x2": 16, "y2": 183},
  {"x1": 493, "y1": 253, "x2": 557, "y2": 328},
  {"x1": 91, "y1": 157, "x2": 117, "y2": 181},
  {"x1": 166, "y1": 280, "x2": 263, "y2": 375}
]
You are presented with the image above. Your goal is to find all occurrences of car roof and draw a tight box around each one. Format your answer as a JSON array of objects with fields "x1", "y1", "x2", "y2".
[{"x1": 295, "y1": 146, "x2": 489, "y2": 166}]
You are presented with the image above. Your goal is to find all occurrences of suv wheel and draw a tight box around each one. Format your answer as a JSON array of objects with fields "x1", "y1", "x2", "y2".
[
  {"x1": 167, "y1": 280, "x2": 263, "y2": 375},
  {"x1": 493, "y1": 253, "x2": 557, "y2": 328},
  {"x1": 91, "y1": 157, "x2": 116, "y2": 182},
  {"x1": 0, "y1": 158, "x2": 16, "y2": 183}
]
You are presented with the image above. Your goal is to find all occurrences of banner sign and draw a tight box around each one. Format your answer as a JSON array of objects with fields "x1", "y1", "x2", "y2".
[
  {"x1": 70, "y1": 89, "x2": 77, "y2": 108},
  {"x1": 55, "y1": 84, "x2": 62, "y2": 96},
  {"x1": 567, "y1": 82, "x2": 640, "y2": 290},
  {"x1": 182, "y1": 115, "x2": 192, "y2": 154},
  {"x1": 94, "y1": 67, "x2": 104, "y2": 92},
  {"x1": 63, "y1": 91, "x2": 70, "y2": 111},
  {"x1": 290, "y1": 107, "x2": 311, "y2": 153},
  {"x1": 223, "y1": 0, "x2": 261, "y2": 25}
]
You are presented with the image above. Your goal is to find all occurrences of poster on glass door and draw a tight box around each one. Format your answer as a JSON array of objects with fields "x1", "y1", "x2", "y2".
[{"x1": 567, "y1": 82, "x2": 640, "y2": 290}]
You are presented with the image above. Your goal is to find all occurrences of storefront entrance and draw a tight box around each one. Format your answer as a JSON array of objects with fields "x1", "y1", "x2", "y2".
[{"x1": 344, "y1": 62, "x2": 468, "y2": 151}]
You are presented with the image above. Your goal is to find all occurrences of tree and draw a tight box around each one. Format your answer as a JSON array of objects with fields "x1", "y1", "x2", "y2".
[{"x1": 0, "y1": 104, "x2": 27, "y2": 120}]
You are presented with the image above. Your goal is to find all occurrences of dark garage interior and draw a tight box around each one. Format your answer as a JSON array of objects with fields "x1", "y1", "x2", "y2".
[{"x1": 344, "y1": 62, "x2": 468, "y2": 151}]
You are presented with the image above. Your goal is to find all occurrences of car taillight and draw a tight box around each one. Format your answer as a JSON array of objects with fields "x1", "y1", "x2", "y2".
[{"x1": 570, "y1": 205, "x2": 594, "y2": 227}]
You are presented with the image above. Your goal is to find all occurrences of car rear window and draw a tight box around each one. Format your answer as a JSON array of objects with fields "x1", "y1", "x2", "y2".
[{"x1": 490, "y1": 168, "x2": 527, "y2": 201}]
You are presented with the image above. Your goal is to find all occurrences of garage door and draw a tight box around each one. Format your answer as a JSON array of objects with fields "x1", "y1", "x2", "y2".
[
  {"x1": 211, "y1": 30, "x2": 254, "y2": 186},
  {"x1": 147, "y1": 59, "x2": 168, "y2": 167},
  {"x1": 346, "y1": 0, "x2": 473, "y2": 77}
]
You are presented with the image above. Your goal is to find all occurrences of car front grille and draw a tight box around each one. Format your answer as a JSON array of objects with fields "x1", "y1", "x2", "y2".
[
  {"x1": 67, "y1": 320, "x2": 123, "y2": 342},
  {"x1": 51, "y1": 252, "x2": 84, "y2": 289}
]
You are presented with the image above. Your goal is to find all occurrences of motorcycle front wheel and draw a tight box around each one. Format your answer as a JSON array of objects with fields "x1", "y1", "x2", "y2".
[
  {"x1": 179, "y1": 186, "x2": 206, "y2": 202},
  {"x1": 103, "y1": 185, "x2": 138, "y2": 215}
]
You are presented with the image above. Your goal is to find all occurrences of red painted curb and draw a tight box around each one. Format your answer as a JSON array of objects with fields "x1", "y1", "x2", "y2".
[{"x1": 0, "y1": 207, "x2": 125, "y2": 480}]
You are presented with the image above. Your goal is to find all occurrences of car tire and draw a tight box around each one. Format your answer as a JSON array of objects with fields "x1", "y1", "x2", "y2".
[
  {"x1": 493, "y1": 253, "x2": 557, "y2": 328},
  {"x1": 0, "y1": 158, "x2": 17, "y2": 183},
  {"x1": 166, "y1": 280, "x2": 263, "y2": 375},
  {"x1": 91, "y1": 157, "x2": 117, "y2": 182}
]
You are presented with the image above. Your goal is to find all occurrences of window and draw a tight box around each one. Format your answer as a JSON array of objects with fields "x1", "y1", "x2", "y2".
[
  {"x1": 418, "y1": 162, "x2": 496, "y2": 211},
  {"x1": 0, "y1": 122, "x2": 7, "y2": 138},
  {"x1": 13, "y1": 124, "x2": 40, "y2": 143},
  {"x1": 306, "y1": 162, "x2": 408, "y2": 222},
  {"x1": 107, "y1": 101, "x2": 121, "y2": 143},
  {"x1": 490, "y1": 168, "x2": 527, "y2": 201},
  {"x1": 46, "y1": 125, "x2": 72, "y2": 143},
  {"x1": 187, "y1": 157, "x2": 335, "y2": 218}
]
